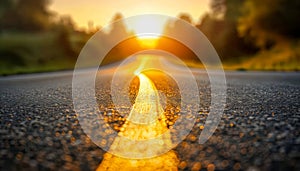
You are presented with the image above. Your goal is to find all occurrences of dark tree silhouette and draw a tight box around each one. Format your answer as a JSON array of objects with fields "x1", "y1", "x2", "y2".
[
  {"x1": 197, "y1": 0, "x2": 256, "y2": 60},
  {"x1": 177, "y1": 13, "x2": 193, "y2": 24},
  {"x1": 238, "y1": 0, "x2": 300, "y2": 48},
  {"x1": 0, "y1": 0, "x2": 52, "y2": 31},
  {"x1": 109, "y1": 13, "x2": 128, "y2": 38}
]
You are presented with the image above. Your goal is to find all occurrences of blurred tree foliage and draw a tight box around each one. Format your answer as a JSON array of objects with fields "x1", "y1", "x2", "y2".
[
  {"x1": 101, "y1": 13, "x2": 135, "y2": 65},
  {"x1": 197, "y1": 0, "x2": 257, "y2": 61},
  {"x1": 1, "y1": 0, "x2": 299, "y2": 74},
  {"x1": 109, "y1": 13, "x2": 129, "y2": 38},
  {"x1": 199, "y1": 0, "x2": 300, "y2": 70},
  {"x1": 238, "y1": 0, "x2": 300, "y2": 48},
  {"x1": 0, "y1": 0, "x2": 52, "y2": 31},
  {"x1": 0, "y1": 0, "x2": 90, "y2": 75},
  {"x1": 177, "y1": 13, "x2": 193, "y2": 24},
  {"x1": 54, "y1": 15, "x2": 77, "y2": 59},
  {"x1": 203, "y1": 0, "x2": 300, "y2": 51}
]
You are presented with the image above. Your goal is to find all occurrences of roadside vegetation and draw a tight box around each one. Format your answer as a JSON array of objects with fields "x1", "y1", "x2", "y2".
[{"x1": 0, "y1": 0, "x2": 299, "y2": 76}]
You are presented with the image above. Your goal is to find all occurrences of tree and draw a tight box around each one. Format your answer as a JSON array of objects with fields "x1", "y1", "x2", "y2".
[
  {"x1": 177, "y1": 13, "x2": 193, "y2": 24},
  {"x1": 0, "y1": 0, "x2": 11, "y2": 17},
  {"x1": 55, "y1": 15, "x2": 76, "y2": 59},
  {"x1": 0, "y1": 0, "x2": 52, "y2": 31},
  {"x1": 101, "y1": 13, "x2": 134, "y2": 65},
  {"x1": 109, "y1": 13, "x2": 128, "y2": 38},
  {"x1": 197, "y1": 0, "x2": 256, "y2": 60},
  {"x1": 172, "y1": 13, "x2": 193, "y2": 36},
  {"x1": 209, "y1": 0, "x2": 226, "y2": 19},
  {"x1": 238, "y1": 0, "x2": 300, "y2": 48}
]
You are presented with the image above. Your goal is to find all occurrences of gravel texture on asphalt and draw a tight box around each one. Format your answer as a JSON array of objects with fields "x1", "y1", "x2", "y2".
[{"x1": 0, "y1": 70, "x2": 299, "y2": 171}]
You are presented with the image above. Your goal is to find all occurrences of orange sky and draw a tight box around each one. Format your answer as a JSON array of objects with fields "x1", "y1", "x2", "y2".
[{"x1": 49, "y1": 0, "x2": 210, "y2": 30}]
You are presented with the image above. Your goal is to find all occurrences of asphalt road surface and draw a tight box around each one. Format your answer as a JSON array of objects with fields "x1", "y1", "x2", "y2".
[{"x1": 0, "y1": 67, "x2": 299, "y2": 171}]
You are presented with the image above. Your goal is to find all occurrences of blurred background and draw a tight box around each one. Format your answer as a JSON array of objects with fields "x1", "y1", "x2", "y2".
[{"x1": 0, "y1": 0, "x2": 299, "y2": 75}]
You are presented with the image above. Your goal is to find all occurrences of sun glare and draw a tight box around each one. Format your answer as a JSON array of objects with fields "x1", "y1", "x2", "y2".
[
  {"x1": 125, "y1": 15, "x2": 167, "y2": 48},
  {"x1": 126, "y1": 15, "x2": 167, "y2": 39},
  {"x1": 138, "y1": 37, "x2": 159, "y2": 48}
]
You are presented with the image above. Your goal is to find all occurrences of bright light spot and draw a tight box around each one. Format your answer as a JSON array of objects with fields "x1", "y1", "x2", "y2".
[
  {"x1": 126, "y1": 15, "x2": 167, "y2": 39},
  {"x1": 138, "y1": 37, "x2": 159, "y2": 48},
  {"x1": 126, "y1": 15, "x2": 167, "y2": 48}
]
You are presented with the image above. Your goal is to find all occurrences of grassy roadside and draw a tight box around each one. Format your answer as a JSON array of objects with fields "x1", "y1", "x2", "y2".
[
  {"x1": 186, "y1": 41, "x2": 300, "y2": 72},
  {"x1": 0, "y1": 31, "x2": 88, "y2": 76}
]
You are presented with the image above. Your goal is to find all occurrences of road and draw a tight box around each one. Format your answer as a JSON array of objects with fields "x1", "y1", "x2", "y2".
[{"x1": 0, "y1": 68, "x2": 299, "y2": 171}]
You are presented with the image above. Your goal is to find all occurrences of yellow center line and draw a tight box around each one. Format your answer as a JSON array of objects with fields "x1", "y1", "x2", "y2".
[{"x1": 97, "y1": 73, "x2": 179, "y2": 170}]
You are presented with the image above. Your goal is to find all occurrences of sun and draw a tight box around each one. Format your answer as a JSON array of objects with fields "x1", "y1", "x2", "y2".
[
  {"x1": 138, "y1": 36, "x2": 159, "y2": 48},
  {"x1": 125, "y1": 15, "x2": 167, "y2": 48},
  {"x1": 126, "y1": 15, "x2": 167, "y2": 39}
]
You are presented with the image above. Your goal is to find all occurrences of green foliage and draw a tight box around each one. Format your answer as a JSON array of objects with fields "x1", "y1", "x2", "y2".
[
  {"x1": 238, "y1": 0, "x2": 300, "y2": 48},
  {"x1": 1, "y1": 0, "x2": 299, "y2": 75},
  {"x1": 57, "y1": 29, "x2": 76, "y2": 59},
  {"x1": 197, "y1": 0, "x2": 257, "y2": 61},
  {"x1": 0, "y1": 0, "x2": 90, "y2": 75},
  {"x1": 198, "y1": 0, "x2": 299, "y2": 70},
  {"x1": 0, "y1": 31, "x2": 89, "y2": 75},
  {"x1": 0, "y1": 0, "x2": 52, "y2": 31},
  {"x1": 230, "y1": 41, "x2": 300, "y2": 71}
]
